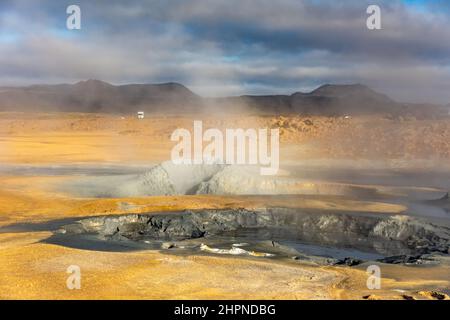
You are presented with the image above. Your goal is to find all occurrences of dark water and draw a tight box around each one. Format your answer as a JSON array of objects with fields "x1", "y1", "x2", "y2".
[
  {"x1": 42, "y1": 230, "x2": 386, "y2": 261},
  {"x1": 39, "y1": 219, "x2": 426, "y2": 263},
  {"x1": 212, "y1": 227, "x2": 406, "y2": 261}
]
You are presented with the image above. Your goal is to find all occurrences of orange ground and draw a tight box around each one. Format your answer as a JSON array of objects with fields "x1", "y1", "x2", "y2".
[{"x1": 0, "y1": 112, "x2": 449, "y2": 300}]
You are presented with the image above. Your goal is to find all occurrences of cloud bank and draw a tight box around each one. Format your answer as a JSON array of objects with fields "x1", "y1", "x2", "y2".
[{"x1": 1, "y1": 0, "x2": 450, "y2": 103}]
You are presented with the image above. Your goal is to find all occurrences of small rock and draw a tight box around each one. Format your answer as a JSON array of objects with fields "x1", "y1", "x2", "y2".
[
  {"x1": 363, "y1": 295, "x2": 380, "y2": 300},
  {"x1": 334, "y1": 257, "x2": 363, "y2": 266},
  {"x1": 161, "y1": 242, "x2": 175, "y2": 249},
  {"x1": 418, "y1": 291, "x2": 450, "y2": 300},
  {"x1": 378, "y1": 255, "x2": 427, "y2": 264}
]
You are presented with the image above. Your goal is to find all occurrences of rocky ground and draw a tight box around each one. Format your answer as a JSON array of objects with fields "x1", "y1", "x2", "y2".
[{"x1": 1, "y1": 112, "x2": 449, "y2": 164}]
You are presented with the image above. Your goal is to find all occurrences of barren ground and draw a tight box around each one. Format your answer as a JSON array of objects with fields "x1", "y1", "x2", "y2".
[{"x1": 0, "y1": 112, "x2": 449, "y2": 300}]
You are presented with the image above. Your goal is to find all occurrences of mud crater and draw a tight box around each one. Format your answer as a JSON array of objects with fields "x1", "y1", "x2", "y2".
[{"x1": 55, "y1": 208, "x2": 450, "y2": 265}]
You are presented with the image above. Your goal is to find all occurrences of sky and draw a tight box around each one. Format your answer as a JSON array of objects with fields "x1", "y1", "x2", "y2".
[{"x1": 1, "y1": 0, "x2": 450, "y2": 104}]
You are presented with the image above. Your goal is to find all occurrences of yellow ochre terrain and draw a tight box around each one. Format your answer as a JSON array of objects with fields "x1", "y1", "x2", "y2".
[{"x1": 0, "y1": 112, "x2": 449, "y2": 300}]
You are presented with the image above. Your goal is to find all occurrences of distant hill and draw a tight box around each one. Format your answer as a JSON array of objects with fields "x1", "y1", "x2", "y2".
[
  {"x1": 211, "y1": 84, "x2": 446, "y2": 118},
  {"x1": 0, "y1": 80, "x2": 446, "y2": 117},
  {"x1": 235, "y1": 84, "x2": 397, "y2": 115},
  {"x1": 0, "y1": 80, "x2": 202, "y2": 113}
]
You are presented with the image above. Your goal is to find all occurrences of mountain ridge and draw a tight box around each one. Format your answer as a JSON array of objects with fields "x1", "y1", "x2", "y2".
[{"x1": 0, "y1": 80, "x2": 446, "y2": 117}]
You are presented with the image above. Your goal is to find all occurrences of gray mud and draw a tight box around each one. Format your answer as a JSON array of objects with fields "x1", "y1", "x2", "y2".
[
  {"x1": 6, "y1": 162, "x2": 449, "y2": 266},
  {"x1": 55, "y1": 162, "x2": 450, "y2": 226},
  {"x1": 50, "y1": 208, "x2": 450, "y2": 265}
]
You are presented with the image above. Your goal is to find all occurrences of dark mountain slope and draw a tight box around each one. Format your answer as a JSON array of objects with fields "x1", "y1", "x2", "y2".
[
  {"x1": 0, "y1": 80, "x2": 446, "y2": 117},
  {"x1": 0, "y1": 80, "x2": 202, "y2": 113}
]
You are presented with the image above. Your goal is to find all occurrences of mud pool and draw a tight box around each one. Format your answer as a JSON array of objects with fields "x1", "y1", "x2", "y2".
[
  {"x1": 44, "y1": 207, "x2": 449, "y2": 266},
  {"x1": 2, "y1": 162, "x2": 450, "y2": 267}
]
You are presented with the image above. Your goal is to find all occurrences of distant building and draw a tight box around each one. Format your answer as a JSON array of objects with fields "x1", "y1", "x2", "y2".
[{"x1": 137, "y1": 111, "x2": 145, "y2": 119}]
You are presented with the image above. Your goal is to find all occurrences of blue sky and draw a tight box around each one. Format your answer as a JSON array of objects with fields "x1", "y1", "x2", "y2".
[{"x1": 1, "y1": 0, "x2": 450, "y2": 104}]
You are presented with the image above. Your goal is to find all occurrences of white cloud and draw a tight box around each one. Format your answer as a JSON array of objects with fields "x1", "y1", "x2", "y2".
[{"x1": 1, "y1": 0, "x2": 450, "y2": 103}]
